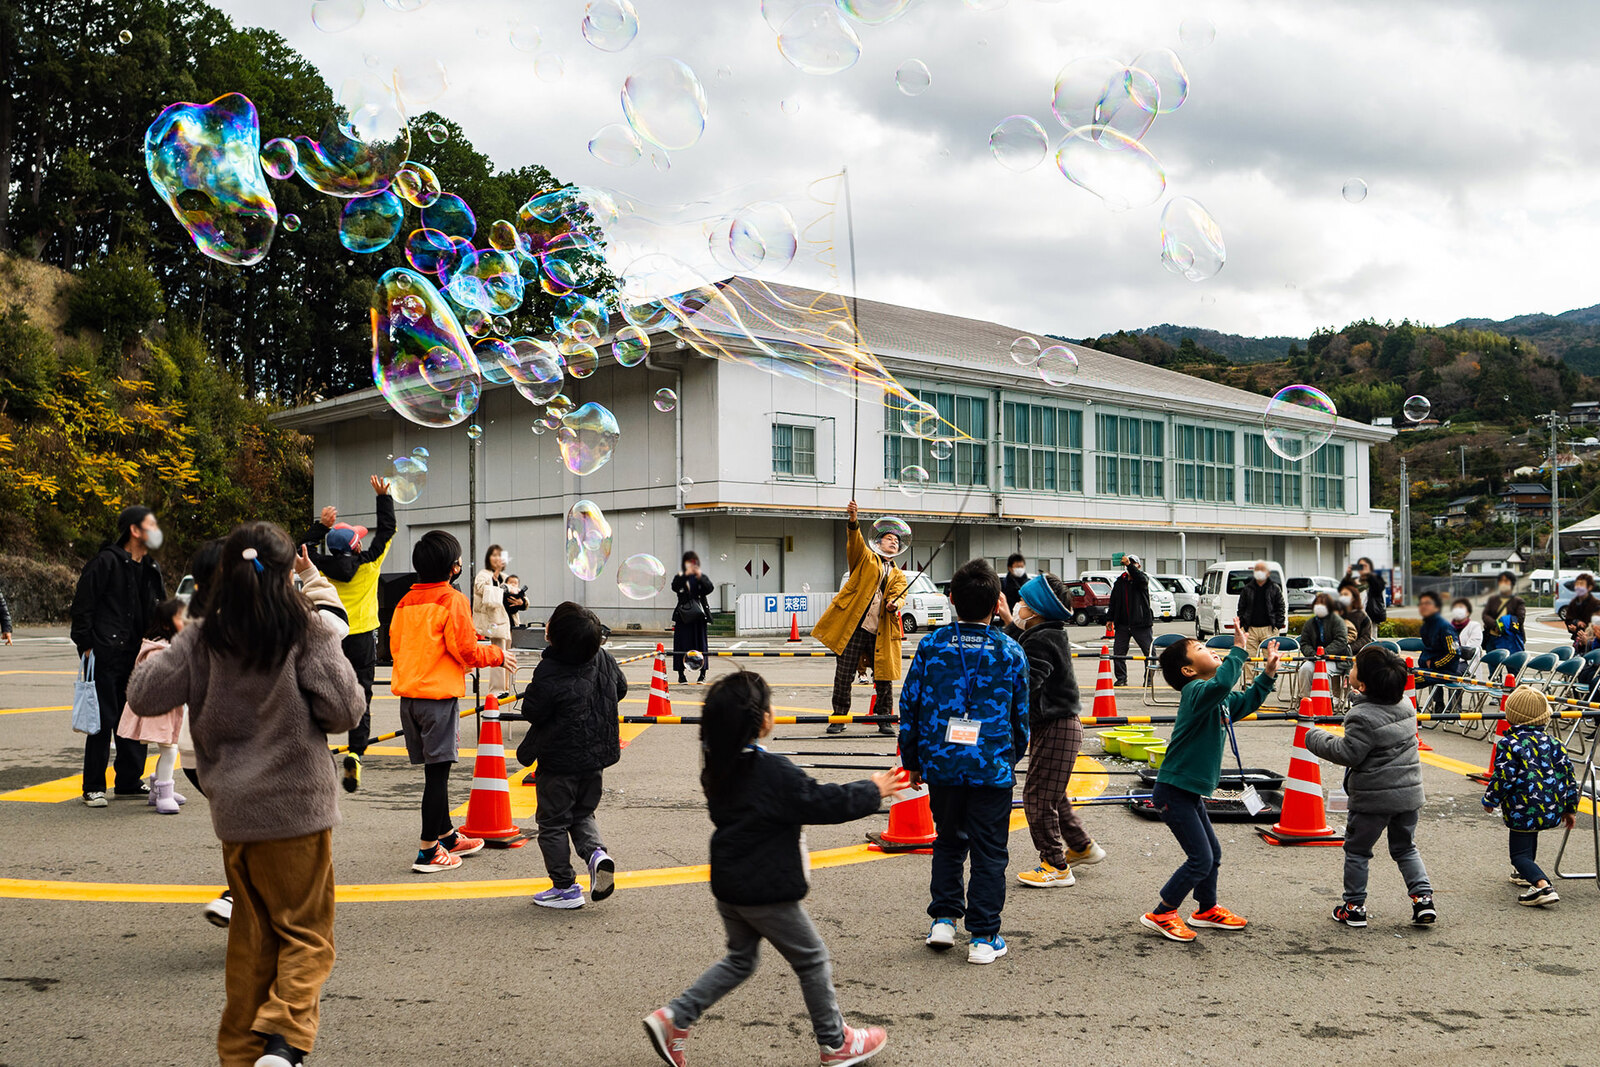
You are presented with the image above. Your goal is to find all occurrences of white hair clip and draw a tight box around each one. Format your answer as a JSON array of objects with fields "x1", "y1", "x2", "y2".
[{"x1": 240, "y1": 548, "x2": 259, "y2": 561}]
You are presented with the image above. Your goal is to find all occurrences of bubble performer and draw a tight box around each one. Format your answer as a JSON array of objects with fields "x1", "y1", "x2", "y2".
[{"x1": 813, "y1": 502, "x2": 910, "y2": 735}]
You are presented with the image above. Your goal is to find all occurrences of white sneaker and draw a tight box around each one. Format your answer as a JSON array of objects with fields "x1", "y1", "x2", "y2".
[
  {"x1": 925, "y1": 919, "x2": 956, "y2": 951},
  {"x1": 203, "y1": 893, "x2": 232, "y2": 928},
  {"x1": 82, "y1": 792, "x2": 108, "y2": 808},
  {"x1": 1064, "y1": 841, "x2": 1107, "y2": 865},
  {"x1": 967, "y1": 934, "x2": 1008, "y2": 965}
]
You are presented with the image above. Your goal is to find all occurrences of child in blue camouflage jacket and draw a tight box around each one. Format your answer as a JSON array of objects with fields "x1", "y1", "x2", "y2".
[
  {"x1": 899, "y1": 559, "x2": 1030, "y2": 966},
  {"x1": 1483, "y1": 687, "x2": 1580, "y2": 908}
]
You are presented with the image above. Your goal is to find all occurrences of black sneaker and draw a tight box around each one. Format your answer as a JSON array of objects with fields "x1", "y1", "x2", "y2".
[
  {"x1": 342, "y1": 753, "x2": 361, "y2": 793},
  {"x1": 1410, "y1": 894, "x2": 1437, "y2": 925},
  {"x1": 112, "y1": 783, "x2": 151, "y2": 797},
  {"x1": 826, "y1": 722, "x2": 846, "y2": 735},
  {"x1": 256, "y1": 1033, "x2": 304, "y2": 1067},
  {"x1": 1518, "y1": 884, "x2": 1560, "y2": 907},
  {"x1": 1331, "y1": 902, "x2": 1368, "y2": 927},
  {"x1": 877, "y1": 723, "x2": 895, "y2": 736},
  {"x1": 203, "y1": 891, "x2": 233, "y2": 929}
]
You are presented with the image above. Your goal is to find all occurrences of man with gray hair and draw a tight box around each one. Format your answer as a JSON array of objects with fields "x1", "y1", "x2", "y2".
[{"x1": 1236, "y1": 561, "x2": 1285, "y2": 683}]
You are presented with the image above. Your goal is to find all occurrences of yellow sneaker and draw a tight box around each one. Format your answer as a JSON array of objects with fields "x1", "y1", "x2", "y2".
[
  {"x1": 1016, "y1": 862, "x2": 1075, "y2": 888},
  {"x1": 1063, "y1": 841, "x2": 1106, "y2": 865}
]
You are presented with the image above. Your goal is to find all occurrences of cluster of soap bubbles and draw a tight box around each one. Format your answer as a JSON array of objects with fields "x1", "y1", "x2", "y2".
[
  {"x1": 387, "y1": 446, "x2": 430, "y2": 504},
  {"x1": 1008, "y1": 335, "x2": 1080, "y2": 387},
  {"x1": 586, "y1": 56, "x2": 708, "y2": 170},
  {"x1": 564, "y1": 499, "x2": 669, "y2": 600},
  {"x1": 1263, "y1": 385, "x2": 1338, "y2": 461}
]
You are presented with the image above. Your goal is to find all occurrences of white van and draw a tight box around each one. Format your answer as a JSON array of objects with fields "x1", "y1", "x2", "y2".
[
  {"x1": 900, "y1": 570, "x2": 951, "y2": 634},
  {"x1": 1196, "y1": 561, "x2": 1286, "y2": 638},
  {"x1": 1153, "y1": 573, "x2": 1201, "y2": 622},
  {"x1": 1080, "y1": 570, "x2": 1177, "y2": 621}
]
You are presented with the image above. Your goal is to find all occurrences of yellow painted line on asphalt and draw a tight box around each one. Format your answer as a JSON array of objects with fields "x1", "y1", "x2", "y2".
[
  {"x1": 1, "y1": 754, "x2": 162, "y2": 804},
  {"x1": 0, "y1": 705, "x2": 71, "y2": 716},
  {"x1": 0, "y1": 670, "x2": 76, "y2": 676},
  {"x1": 451, "y1": 722, "x2": 654, "y2": 820}
]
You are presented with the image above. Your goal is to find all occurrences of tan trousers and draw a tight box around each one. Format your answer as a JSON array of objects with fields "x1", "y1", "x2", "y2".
[
  {"x1": 1243, "y1": 626, "x2": 1278, "y2": 684},
  {"x1": 219, "y1": 829, "x2": 336, "y2": 1066}
]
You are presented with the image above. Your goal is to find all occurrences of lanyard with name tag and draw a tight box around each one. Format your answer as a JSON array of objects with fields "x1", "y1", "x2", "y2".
[{"x1": 946, "y1": 717, "x2": 981, "y2": 746}]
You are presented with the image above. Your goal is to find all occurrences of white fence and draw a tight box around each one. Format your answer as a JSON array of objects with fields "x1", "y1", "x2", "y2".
[{"x1": 735, "y1": 591, "x2": 834, "y2": 636}]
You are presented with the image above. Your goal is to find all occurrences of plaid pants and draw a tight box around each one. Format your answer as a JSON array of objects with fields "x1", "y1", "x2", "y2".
[
  {"x1": 1023, "y1": 716, "x2": 1091, "y2": 866},
  {"x1": 832, "y1": 626, "x2": 892, "y2": 715}
]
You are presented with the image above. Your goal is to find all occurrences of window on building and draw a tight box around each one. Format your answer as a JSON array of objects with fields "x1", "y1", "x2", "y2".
[
  {"x1": 1243, "y1": 433, "x2": 1303, "y2": 506},
  {"x1": 1002, "y1": 402, "x2": 1084, "y2": 492},
  {"x1": 772, "y1": 423, "x2": 817, "y2": 478},
  {"x1": 1174, "y1": 424, "x2": 1235, "y2": 502},
  {"x1": 1094, "y1": 413, "x2": 1165, "y2": 498},
  {"x1": 884, "y1": 389, "x2": 989, "y2": 486},
  {"x1": 1309, "y1": 443, "x2": 1346, "y2": 510}
]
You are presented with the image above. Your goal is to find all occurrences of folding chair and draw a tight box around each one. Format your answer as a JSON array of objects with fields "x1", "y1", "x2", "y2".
[
  {"x1": 1553, "y1": 644, "x2": 1575, "y2": 661},
  {"x1": 1462, "y1": 648, "x2": 1510, "y2": 732},
  {"x1": 1374, "y1": 639, "x2": 1401, "y2": 654},
  {"x1": 1143, "y1": 632, "x2": 1188, "y2": 706},
  {"x1": 1549, "y1": 657, "x2": 1592, "y2": 757},
  {"x1": 1271, "y1": 635, "x2": 1303, "y2": 708},
  {"x1": 1520, "y1": 652, "x2": 1560, "y2": 689},
  {"x1": 1553, "y1": 738, "x2": 1600, "y2": 889},
  {"x1": 1397, "y1": 637, "x2": 1425, "y2": 655}
]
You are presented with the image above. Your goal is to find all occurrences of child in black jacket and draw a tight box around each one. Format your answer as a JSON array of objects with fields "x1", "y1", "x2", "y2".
[
  {"x1": 518, "y1": 602, "x2": 626, "y2": 910},
  {"x1": 644, "y1": 671, "x2": 901, "y2": 1067}
]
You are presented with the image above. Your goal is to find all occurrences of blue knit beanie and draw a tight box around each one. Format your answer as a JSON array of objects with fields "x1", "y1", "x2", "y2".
[{"x1": 1019, "y1": 574, "x2": 1071, "y2": 622}]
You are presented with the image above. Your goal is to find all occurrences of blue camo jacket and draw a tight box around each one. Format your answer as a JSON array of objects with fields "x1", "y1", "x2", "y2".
[
  {"x1": 898, "y1": 622, "x2": 1030, "y2": 788},
  {"x1": 1482, "y1": 724, "x2": 1580, "y2": 832}
]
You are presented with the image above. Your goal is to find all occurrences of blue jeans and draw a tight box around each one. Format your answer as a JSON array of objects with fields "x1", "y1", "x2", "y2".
[
  {"x1": 927, "y1": 784, "x2": 1013, "y2": 937},
  {"x1": 1510, "y1": 830, "x2": 1548, "y2": 886},
  {"x1": 1153, "y1": 782, "x2": 1220, "y2": 912}
]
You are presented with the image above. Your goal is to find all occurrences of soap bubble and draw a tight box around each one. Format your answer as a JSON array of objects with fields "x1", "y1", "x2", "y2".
[
  {"x1": 565, "y1": 500, "x2": 614, "y2": 581},
  {"x1": 1403, "y1": 395, "x2": 1431, "y2": 422},
  {"x1": 901, "y1": 399, "x2": 939, "y2": 439},
  {"x1": 685, "y1": 649, "x2": 705, "y2": 672},
  {"x1": 896, "y1": 59, "x2": 931, "y2": 96},
  {"x1": 558, "y1": 402, "x2": 621, "y2": 476},
  {"x1": 371, "y1": 268, "x2": 482, "y2": 428},
  {"x1": 614, "y1": 325, "x2": 651, "y2": 366},
  {"x1": 622, "y1": 57, "x2": 708, "y2": 150},
  {"x1": 1130, "y1": 48, "x2": 1188, "y2": 114},
  {"x1": 654, "y1": 387, "x2": 678, "y2": 412},
  {"x1": 1263, "y1": 385, "x2": 1337, "y2": 461},
  {"x1": 412, "y1": 446, "x2": 429, "y2": 458},
  {"x1": 1051, "y1": 56, "x2": 1124, "y2": 129},
  {"x1": 839, "y1": 0, "x2": 912, "y2": 22},
  {"x1": 492, "y1": 314, "x2": 513, "y2": 334},
  {"x1": 678, "y1": 476, "x2": 695, "y2": 494},
  {"x1": 118, "y1": 28, "x2": 133, "y2": 44},
  {"x1": 508, "y1": 338, "x2": 564, "y2": 405},
  {"x1": 582, "y1": 0, "x2": 640, "y2": 51},
  {"x1": 1342, "y1": 178, "x2": 1368, "y2": 203},
  {"x1": 487, "y1": 219, "x2": 519, "y2": 251},
  {"x1": 929, "y1": 439, "x2": 953, "y2": 461},
  {"x1": 474, "y1": 338, "x2": 519, "y2": 384},
  {"x1": 281, "y1": 213, "x2": 301, "y2": 232},
  {"x1": 396, "y1": 294, "x2": 426, "y2": 323},
  {"x1": 562, "y1": 341, "x2": 599, "y2": 379},
  {"x1": 394, "y1": 162, "x2": 442, "y2": 207},
  {"x1": 1056, "y1": 126, "x2": 1166, "y2": 211},
  {"x1": 426, "y1": 123, "x2": 448, "y2": 144},
  {"x1": 899, "y1": 465, "x2": 929, "y2": 498},
  {"x1": 509, "y1": 24, "x2": 542, "y2": 51},
  {"x1": 1179, "y1": 17, "x2": 1216, "y2": 49},
  {"x1": 1160, "y1": 196, "x2": 1225, "y2": 281},
  {"x1": 339, "y1": 190, "x2": 405, "y2": 253},
  {"x1": 616, "y1": 553, "x2": 667, "y2": 599},
  {"x1": 466, "y1": 423, "x2": 483, "y2": 441},
  {"x1": 536, "y1": 53, "x2": 565, "y2": 81},
  {"x1": 547, "y1": 393, "x2": 576, "y2": 420},
  {"x1": 516, "y1": 188, "x2": 608, "y2": 296},
  {"x1": 801, "y1": 582, "x2": 811, "y2": 593},
  {"x1": 145, "y1": 93, "x2": 277, "y2": 266},
  {"x1": 1093, "y1": 66, "x2": 1160, "y2": 142},
  {"x1": 531, "y1": 422, "x2": 546, "y2": 435},
  {"x1": 589, "y1": 123, "x2": 643, "y2": 167},
  {"x1": 1037, "y1": 346, "x2": 1079, "y2": 385},
  {"x1": 1010, "y1": 336, "x2": 1042, "y2": 366},
  {"x1": 421, "y1": 192, "x2": 476, "y2": 241},
  {"x1": 390, "y1": 454, "x2": 428, "y2": 504},
  {"x1": 311, "y1": 0, "x2": 365, "y2": 33},
  {"x1": 782, "y1": 98, "x2": 801, "y2": 115},
  {"x1": 393, "y1": 59, "x2": 450, "y2": 112},
  {"x1": 445, "y1": 248, "x2": 525, "y2": 315},
  {"x1": 260, "y1": 138, "x2": 298, "y2": 180},
  {"x1": 776, "y1": 5, "x2": 862, "y2": 75},
  {"x1": 718, "y1": 201, "x2": 799, "y2": 273},
  {"x1": 989, "y1": 115, "x2": 1049, "y2": 172},
  {"x1": 294, "y1": 108, "x2": 410, "y2": 199}
]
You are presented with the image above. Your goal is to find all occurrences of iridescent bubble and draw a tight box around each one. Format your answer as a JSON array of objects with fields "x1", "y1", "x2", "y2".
[
  {"x1": 311, "y1": 0, "x2": 365, "y2": 33},
  {"x1": 144, "y1": 93, "x2": 277, "y2": 266},
  {"x1": 390, "y1": 454, "x2": 427, "y2": 504},
  {"x1": 446, "y1": 249, "x2": 526, "y2": 315},
  {"x1": 1403, "y1": 394, "x2": 1431, "y2": 423},
  {"x1": 509, "y1": 24, "x2": 542, "y2": 52},
  {"x1": 653, "y1": 387, "x2": 678, "y2": 412},
  {"x1": 614, "y1": 325, "x2": 651, "y2": 366},
  {"x1": 1094, "y1": 66, "x2": 1160, "y2": 142},
  {"x1": 517, "y1": 188, "x2": 607, "y2": 296},
  {"x1": 562, "y1": 341, "x2": 599, "y2": 379},
  {"x1": 393, "y1": 162, "x2": 441, "y2": 207},
  {"x1": 426, "y1": 123, "x2": 448, "y2": 144},
  {"x1": 509, "y1": 338, "x2": 564, "y2": 405},
  {"x1": 412, "y1": 446, "x2": 429, "y2": 458},
  {"x1": 619, "y1": 299, "x2": 676, "y2": 332},
  {"x1": 531, "y1": 422, "x2": 546, "y2": 435},
  {"x1": 1263, "y1": 385, "x2": 1337, "y2": 461},
  {"x1": 1160, "y1": 196, "x2": 1225, "y2": 281},
  {"x1": 589, "y1": 123, "x2": 643, "y2": 167},
  {"x1": 547, "y1": 393, "x2": 576, "y2": 420},
  {"x1": 899, "y1": 465, "x2": 929, "y2": 498},
  {"x1": 567, "y1": 502, "x2": 614, "y2": 581},
  {"x1": 467, "y1": 423, "x2": 483, "y2": 441},
  {"x1": 421, "y1": 192, "x2": 476, "y2": 241},
  {"x1": 474, "y1": 338, "x2": 519, "y2": 384},
  {"x1": 901, "y1": 399, "x2": 939, "y2": 438},
  {"x1": 896, "y1": 58, "x2": 931, "y2": 95},
  {"x1": 1010, "y1": 336, "x2": 1042, "y2": 366},
  {"x1": 335, "y1": 74, "x2": 404, "y2": 143},
  {"x1": 260, "y1": 137, "x2": 298, "y2": 180},
  {"x1": 339, "y1": 190, "x2": 405, "y2": 253},
  {"x1": 1179, "y1": 17, "x2": 1216, "y2": 49},
  {"x1": 837, "y1": 0, "x2": 913, "y2": 23},
  {"x1": 685, "y1": 649, "x2": 705, "y2": 672},
  {"x1": 678, "y1": 476, "x2": 695, "y2": 494},
  {"x1": 1130, "y1": 49, "x2": 1188, "y2": 114},
  {"x1": 989, "y1": 115, "x2": 1048, "y2": 172},
  {"x1": 405, "y1": 227, "x2": 456, "y2": 275},
  {"x1": 536, "y1": 54, "x2": 565, "y2": 81},
  {"x1": 295, "y1": 96, "x2": 411, "y2": 198},
  {"x1": 492, "y1": 315, "x2": 513, "y2": 335},
  {"x1": 582, "y1": 0, "x2": 640, "y2": 51},
  {"x1": 760, "y1": 0, "x2": 806, "y2": 29},
  {"x1": 622, "y1": 57, "x2": 708, "y2": 150},
  {"x1": 556, "y1": 292, "x2": 609, "y2": 339},
  {"x1": 725, "y1": 201, "x2": 799, "y2": 273},
  {"x1": 558, "y1": 402, "x2": 621, "y2": 476},
  {"x1": 616, "y1": 553, "x2": 667, "y2": 599},
  {"x1": 1051, "y1": 56, "x2": 1124, "y2": 129},
  {"x1": 781, "y1": 98, "x2": 801, "y2": 116},
  {"x1": 777, "y1": 6, "x2": 861, "y2": 75},
  {"x1": 397, "y1": 294, "x2": 425, "y2": 322},
  {"x1": 371, "y1": 268, "x2": 482, "y2": 428},
  {"x1": 929, "y1": 439, "x2": 953, "y2": 461},
  {"x1": 801, "y1": 582, "x2": 811, "y2": 593},
  {"x1": 1343, "y1": 178, "x2": 1368, "y2": 203},
  {"x1": 488, "y1": 219, "x2": 519, "y2": 251},
  {"x1": 1037, "y1": 346, "x2": 1079, "y2": 386},
  {"x1": 118, "y1": 28, "x2": 133, "y2": 44},
  {"x1": 1056, "y1": 126, "x2": 1166, "y2": 211},
  {"x1": 281, "y1": 214, "x2": 301, "y2": 232},
  {"x1": 393, "y1": 59, "x2": 450, "y2": 112}
]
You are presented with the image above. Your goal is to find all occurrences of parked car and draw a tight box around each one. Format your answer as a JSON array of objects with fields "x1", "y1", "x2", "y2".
[
  {"x1": 899, "y1": 570, "x2": 951, "y2": 634},
  {"x1": 1063, "y1": 577, "x2": 1113, "y2": 627},
  {"x1": 1196, "y1": 560, "x2": 1287, "y2": 637},
  {"x1": 1285, "y1": 575, "x2": 1341, "y2": 613},
  {"x1": 1080, "y1": 570, "x2": 1177, "y2": 621},
  {"x1": 1153, "y1": 573, "x2": 1201, "y2": 621}
]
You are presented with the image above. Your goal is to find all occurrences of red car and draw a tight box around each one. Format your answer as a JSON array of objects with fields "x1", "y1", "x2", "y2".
[{"x1": 1066, "y1": 577, "x2": 1112, "y2": 627}]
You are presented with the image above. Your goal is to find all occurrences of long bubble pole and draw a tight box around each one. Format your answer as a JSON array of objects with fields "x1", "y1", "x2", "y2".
[{"x1": 844, "y1": 164, "x2": 861, "y2": 500}]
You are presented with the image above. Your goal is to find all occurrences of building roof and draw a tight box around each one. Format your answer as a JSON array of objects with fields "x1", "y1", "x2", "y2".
[
  {"x1": 1446, "y1": 495, "x2": 1477, "y2": 507},
  {"x1": 1501, "y1": 483, "x2": 1551, "y2": 495},
  {"x1": 1561, "y1": 513, "x2": 1600, "y2": 536},
  {"x1": 1462, "y1": 547, "x2": 1515, "y2": 561}
]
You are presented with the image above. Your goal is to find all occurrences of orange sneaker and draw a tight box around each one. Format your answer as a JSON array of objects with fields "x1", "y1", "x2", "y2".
[
  {"x1": 443, "y1": 830, "x2": 485, "y2": 857},
  {"x1": 1139, "y1": 910, "x2": 1196, "y2": 942},
  {"x1": 1189, "y1": 905, "x2": 1248, "y2": 930}
]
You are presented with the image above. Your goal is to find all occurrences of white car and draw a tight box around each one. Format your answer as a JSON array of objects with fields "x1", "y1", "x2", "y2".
[
  {"x1": 1196, "y1": 560, "x2": 1287, "y2": 638},
  {"x1": 1080, "y1": 570, "x2": 1177, "y2": 622},
  {"x1": 1153, "y1": 574, "x2": 1201, "y2": 622},
  {"x1": 899, "y1": 570, "x2": 950, "y2": 634},
  {"x1": 1285, "y1": 575, "x2": 1342, "y2": 613}
]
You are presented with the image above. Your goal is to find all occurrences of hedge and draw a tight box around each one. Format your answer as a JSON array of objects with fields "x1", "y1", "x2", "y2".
[
  {"x1": 1284, "y1": 615, "x2": 1423, "y2": 639},
  {"x1": 0, "y1": 553, "x2": 79, "y2": 625}
]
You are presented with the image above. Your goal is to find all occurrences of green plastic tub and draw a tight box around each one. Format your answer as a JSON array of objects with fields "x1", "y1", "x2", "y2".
[
  {"x1": 1098, "y1": 727, "x2": 1146, "y2": 756},
  {"x1": 1118, "y1": 735, "x2": 1162, "y2": 761},
  {"x1": 1146, "y1": 741, "x2": 1169, "y2": 769}
]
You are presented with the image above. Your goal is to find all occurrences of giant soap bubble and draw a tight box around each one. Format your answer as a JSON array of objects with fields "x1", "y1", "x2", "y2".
[
  {"x1": 145, "y1": 93, "x2": 278, "y2": 266},
  {"x1": 558, "y1": 402, "x2": 621, "y2": 476},
  {"x1": 1263, "y1": 385, "x2": 1337, "y2": 461},
  {"x1": 616, "y1": 553, "x2": 667, "y2": 598},
  {"x1": 776, "y1": 5, "x2": 862, "y2": 75},
  {"x1": 1056, "y1": 126, "x2": 1166, "y2": 211},
  {"x1": 371, "y1": 268, "x2": 483, "y2": 427},
  {"x1": 622, "y1": 58, "x2": 708, "y2": 151},
  {"x1": 339, "y1": 190, "x2": 405, "y2": 253},
  {"x1": 294, "y1": 89, "x2": 411, "y2": 197},
  {"x1": 1159, "y1": 196, "x2": 1225, "y2": 281},
  {"x1": 566, "y1": 500, "x2": 613, "y2": 581}
]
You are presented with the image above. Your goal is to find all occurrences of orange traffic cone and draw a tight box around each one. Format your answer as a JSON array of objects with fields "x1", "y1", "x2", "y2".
[
  {"x1": 1258, "y1": 698, "x2": 1343, "y2": 846},
  {"x1": 1405, "y1": 656, "x2": 1432, "y2": 751},
  {"x1": 1309, "y1": 648, "x2": 1334, "y2": 719},
  {"x1": 788, "y1": 613, "x2": 801, "y2": 642},
  {"x1": 1092, "y1": 643, "x2": 1118, "y2": 718},
  {"x1": 647, "y1": 642, "x2": 672, "y2": 717},
  {"x1": 459, "y1": 695, "x2": 527, "y2": 847},
  {"x1": 866, "y1": 770, "x2": 938, "y2": 853}
]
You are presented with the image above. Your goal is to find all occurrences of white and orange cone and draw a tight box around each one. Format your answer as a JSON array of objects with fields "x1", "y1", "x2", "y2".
[
  {"x1": 459, "y1": 695, "x2": 527, "y2": 847},
  {"x1": 1258, "y1": 698, "x2": 1343, "y2": 846},
  {"x1": 1092, "y1": 643, "x2": 1119, "y2": 718},
  {"x1": 647, "y1": 642, "x2": 672, "y2": 718}
]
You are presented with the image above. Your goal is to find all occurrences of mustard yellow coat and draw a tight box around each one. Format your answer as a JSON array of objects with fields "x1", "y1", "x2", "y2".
[{"x1": 813, "y1": 522, "x2": 910, "y2": 681}]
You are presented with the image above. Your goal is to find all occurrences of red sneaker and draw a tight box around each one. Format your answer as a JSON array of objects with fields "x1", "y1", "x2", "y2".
[
  {"x1": 411, "y1": 844, "x2": 461, "y2": 874},
  {"x1": 443, "y1": 830, "x2": 485, "y2": 857},
  {"x1": 643, "y1": 1008, "x2": 689, "y2": 1066},
  {"x1": 820, "y1": 1024, "x2": 887, "y2": 1066},
  {"x1": 1189, "y1": 904, "x2": 1248, "y2": 930},
  {"x1": 1139, "y1": 910, "x2": 1196, "y2": 942}
]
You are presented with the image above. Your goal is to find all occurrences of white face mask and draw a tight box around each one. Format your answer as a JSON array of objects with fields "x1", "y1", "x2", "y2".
[
  {"x1": 1011, "y1": 567, "x2": 1025, "y2": 577},
  {"x1": 1579, "y1": 585, "x2": 1590, "y2": 596},
  {"x1": 1338, "y1": 593, "x2": 1352, "y2": 607},
  {"x1": 1498, "y1": 584, "x2": 1512, "y2": 595},
  {"x1": 1451, "y1": 606, "x2": 1468, "y2": 621},
  {"x1": 1253, "y1": 569, "x2": 1268, "y2": 581},
  {"x1": 1313, "y1": 604, "x2": 1329, "y2": 618},
  {"x1": 143, "y1": 525, "x2": 163, "y2": 551}
]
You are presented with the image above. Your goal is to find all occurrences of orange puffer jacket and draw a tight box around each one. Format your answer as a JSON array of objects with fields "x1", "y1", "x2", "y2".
[{"x1": 389, "y1": 582, "x2": 505, "y2": 699}]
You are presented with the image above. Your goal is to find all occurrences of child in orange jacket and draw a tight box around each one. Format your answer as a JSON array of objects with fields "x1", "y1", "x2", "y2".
[{"x1": 389, "y1": 530, "x2": 517, "y2": 873}]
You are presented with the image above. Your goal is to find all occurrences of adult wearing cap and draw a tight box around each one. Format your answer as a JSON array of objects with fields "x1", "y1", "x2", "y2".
[
  {"x1": 302, "y1": 475, "x2": 396, "y2": 792},
  {"x1": 814, "y1": 500, "x2": 910, "y2": 735},
  {"x1": 1109, "y1": 554, "x2": 1153, "y2": 687},
  {"x1": 1010, "y1": 574, "x2": 1103, "y2": 887}
]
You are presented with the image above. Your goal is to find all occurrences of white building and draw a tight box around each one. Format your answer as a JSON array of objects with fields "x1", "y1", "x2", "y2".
[{"x1": 274, "y1": 281, "x2": 1395, "y2": 630}]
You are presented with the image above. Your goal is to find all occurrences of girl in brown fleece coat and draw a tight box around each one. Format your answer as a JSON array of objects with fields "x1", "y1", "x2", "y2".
[{"x1": 129, "y1": 522, "x2": 364, "y2": 1067}]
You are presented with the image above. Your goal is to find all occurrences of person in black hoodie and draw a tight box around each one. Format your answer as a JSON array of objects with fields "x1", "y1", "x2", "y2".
[
  {"x1": 518, "y1": 602, "x2": 625, "y2": 910},
  {"x1": 643, "y1": 671, "x2": 899, "y2": 1067},
  {"x1": 1236, "y1": 562, "x2": 1285, "y2": 684},
  {"x1": 1012, "y1": 574, "x2": 1103, "y2": 889},
  {"x1": 70, "y1": 505, "x2": 166, "y2": 805},
  {"x1": 1000, "y1": 553, "x2": 1029, "y2": 610},
  {"x1": 1346, "y1": 557, "x2": 1388, "y2": 626},
  {"x1": 1109, "y1": 554, "x2": 1153, "y2": 686}
]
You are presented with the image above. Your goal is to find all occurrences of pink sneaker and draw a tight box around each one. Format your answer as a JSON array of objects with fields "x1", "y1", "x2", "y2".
[
  {"x1": 643, "y1": 1007, "x2": 689, "y2": 1066},
  {"x1": 820, "y1": 1024, "x2": 887, "y2": 1066}
]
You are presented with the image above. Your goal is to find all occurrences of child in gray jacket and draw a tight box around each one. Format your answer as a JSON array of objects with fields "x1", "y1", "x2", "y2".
[{"x1": 1304, "y1": 644, "x2": 1436, "y2": 929}]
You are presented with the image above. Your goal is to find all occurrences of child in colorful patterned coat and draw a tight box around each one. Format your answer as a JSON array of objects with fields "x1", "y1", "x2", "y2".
[{"x1": 1482, "y1": 687, "x2": 1581, "y2": 907}]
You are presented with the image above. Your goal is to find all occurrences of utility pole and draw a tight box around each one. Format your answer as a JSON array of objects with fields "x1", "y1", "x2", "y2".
[
  {"x1": 1398, "y1": 454, "x2": 1411, "y2": 606},
  {"x1": 1540, "y1": 410, "x2": 1563, "y2": 588}
]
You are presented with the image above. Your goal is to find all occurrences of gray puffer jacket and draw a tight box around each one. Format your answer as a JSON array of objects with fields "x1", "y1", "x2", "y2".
[{"x1": 1303, "y1": 694, "x2": 1424, "y2": 814}]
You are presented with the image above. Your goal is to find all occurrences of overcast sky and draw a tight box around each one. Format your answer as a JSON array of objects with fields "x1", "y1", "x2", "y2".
[{"x1": 214, "y1": 0, "x2": 1600, "y2": 342}]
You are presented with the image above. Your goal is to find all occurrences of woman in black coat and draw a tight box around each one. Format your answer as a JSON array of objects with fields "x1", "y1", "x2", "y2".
[{"x1": 671, "y1": 551, "x2": 714, "y2": 684}]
